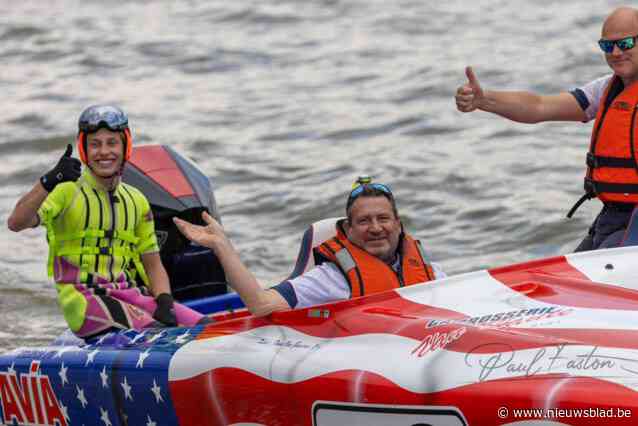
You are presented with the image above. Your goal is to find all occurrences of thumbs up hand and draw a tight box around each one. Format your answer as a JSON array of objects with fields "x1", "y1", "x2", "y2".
[
  {"x1": 40, "y1": 144, "x2": 82, "y2": 192},
  {"x1": 455, "y1": 66, "x2": 485, "y2": 113}
]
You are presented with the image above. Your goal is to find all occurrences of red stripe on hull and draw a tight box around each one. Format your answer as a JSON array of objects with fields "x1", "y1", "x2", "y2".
[
  {"x1": 170, "y1": 368, "x2": 638, "y2": 425},
  {"x1": 490, "y1": 255, "x2": 638, "y2": 310},
  {"x1": 196, "y1": 288, "x2": 638, "y2": 357}
]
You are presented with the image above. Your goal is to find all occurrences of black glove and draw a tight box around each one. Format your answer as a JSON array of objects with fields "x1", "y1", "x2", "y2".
[
  {"x1": 40, "y1": 144, "x2": 82, "y2": 192},
  {"x1": 153, "y1": 293, "x2": 178, "y2": 327}
]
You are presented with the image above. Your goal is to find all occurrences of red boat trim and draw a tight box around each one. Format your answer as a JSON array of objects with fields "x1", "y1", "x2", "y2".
[
  {"x1": 489, "y1": 255, "x2": 638, "y2": 310},
  {"x1": 128, "y1": 145, "x2": 195, "y2": 198}
]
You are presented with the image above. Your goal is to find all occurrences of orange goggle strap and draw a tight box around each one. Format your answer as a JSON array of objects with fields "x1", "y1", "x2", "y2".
[{"x1": 76, "y1": 128, "x2": 133, "y2": 164}]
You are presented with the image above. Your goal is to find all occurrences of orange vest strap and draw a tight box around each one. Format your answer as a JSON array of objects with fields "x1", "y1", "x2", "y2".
[{"x1": 315, "y1": 223, "x2": 435, "y2": 299}]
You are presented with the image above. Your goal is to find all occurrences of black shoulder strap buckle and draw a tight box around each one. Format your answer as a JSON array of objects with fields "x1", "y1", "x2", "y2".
[{"x1": 567, "y1": 192, "x2": 595, "y2": 218}]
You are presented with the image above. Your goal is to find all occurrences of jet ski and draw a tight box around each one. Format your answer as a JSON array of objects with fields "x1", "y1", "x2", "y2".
[{"x1": 123, "y1": 144, "x2": 228, "y2": 302}]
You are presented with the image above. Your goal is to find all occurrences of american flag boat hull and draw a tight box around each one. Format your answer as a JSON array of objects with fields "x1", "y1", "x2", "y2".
[{"x1": 2, "y1": 246, "x2": 638, "y2": 426}]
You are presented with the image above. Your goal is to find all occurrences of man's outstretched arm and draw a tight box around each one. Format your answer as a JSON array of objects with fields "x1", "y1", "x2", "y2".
[
  {"x1": 174, "y1": 211, "x2": 291, "y2": 316},
  {"x1": 455, "y1": 66, "x2": 587, "y2": 123}
]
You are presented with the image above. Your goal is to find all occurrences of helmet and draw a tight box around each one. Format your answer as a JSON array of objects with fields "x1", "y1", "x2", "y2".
[{"x1": 76, "y1": 104, "x2": 133, "y2": 164}]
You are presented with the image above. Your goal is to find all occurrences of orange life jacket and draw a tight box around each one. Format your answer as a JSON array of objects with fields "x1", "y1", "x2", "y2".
[
  {"x1": 314, "y1": 221, "x2": 435, "y2": 298},
  {"x1": 585, "y1": 75, "x2": 638, "y2": 204}
]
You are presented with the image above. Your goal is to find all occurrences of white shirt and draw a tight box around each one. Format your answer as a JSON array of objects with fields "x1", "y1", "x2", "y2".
[
  {"x1": 570, "y1": 74, "x2": 613, "y2": 122},
  {"x1": 272, "y1": 260, "x2": 446, "y2": 309}
]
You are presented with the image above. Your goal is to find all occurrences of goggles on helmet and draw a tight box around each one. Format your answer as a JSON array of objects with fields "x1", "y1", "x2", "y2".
[
  {"x1": 78, "y1": 105, "x2": 129, "y2": 133},
  {"x1": 76, "y1": 104, "x2": 133, "y2": 163}
]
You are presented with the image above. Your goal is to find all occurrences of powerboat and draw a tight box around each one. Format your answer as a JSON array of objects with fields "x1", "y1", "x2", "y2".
[{"x1": 2, "y1": 145, "x2": 638, "y2": 426}]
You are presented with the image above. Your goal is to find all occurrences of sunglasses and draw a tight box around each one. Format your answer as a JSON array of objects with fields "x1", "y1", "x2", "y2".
[
  {"x1": 347, "y1": 183, "x2": 393, "y2": 210},
  {"x1": 598, "y1": 35, "x2": 638, "y2": 54},
  {"x1": 78, "y1": 105, "x2": 129, "y2": 133}
]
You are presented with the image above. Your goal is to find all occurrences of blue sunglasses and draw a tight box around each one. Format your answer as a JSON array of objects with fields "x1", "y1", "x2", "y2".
[
  {"x1": 78, "y1": 105, "x2": 129, "y2": 133},
  {"x1": 346, "y1": 183, "x2": 393, "y2": 211},
  {"x1": 598, "y1": 35, "x2": 638, "y2": 54}
]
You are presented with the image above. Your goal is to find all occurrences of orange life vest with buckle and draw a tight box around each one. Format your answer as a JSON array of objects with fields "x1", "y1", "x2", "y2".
[
  {"x1": 314, "y1": 221, "x2": 435, "y2": 298},
  {"x1": 585, "y1": 75, "x2": 638, "y2": 204}
]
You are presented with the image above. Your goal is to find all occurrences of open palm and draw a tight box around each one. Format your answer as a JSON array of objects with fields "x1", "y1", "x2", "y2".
[{"x1": 173, "y1": 211, "x2": 225, "y2": 250}]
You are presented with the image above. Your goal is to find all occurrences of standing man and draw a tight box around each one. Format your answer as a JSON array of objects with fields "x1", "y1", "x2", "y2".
[
  {"x1": 174, "y1": 179, "x2": 445, "y2": 316},
  {"x1": 7, "y1": 105, "x2": 207, "y2": 338},
  {"x1": 455, "y1": 6, "x2": 638, "y2": 251}
]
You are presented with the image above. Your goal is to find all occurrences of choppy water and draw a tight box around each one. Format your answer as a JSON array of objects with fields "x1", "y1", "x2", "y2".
[{"x1": 0, "y1": 0, "x2": 623, "y2": 350}]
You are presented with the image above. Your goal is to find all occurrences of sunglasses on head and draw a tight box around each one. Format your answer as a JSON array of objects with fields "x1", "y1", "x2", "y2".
[
  {"x1": 78, "y1": 105, "x2": 129, "y2": 133},
  {"x1": 347, "y1": 183, "x2": 393, "y2": 210},
  {"x1": 598, "y1": 35, "x2": 638, "y2": 54}
]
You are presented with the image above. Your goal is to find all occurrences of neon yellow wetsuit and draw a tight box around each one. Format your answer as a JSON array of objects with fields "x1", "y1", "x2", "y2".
[{"x1": 38, "y1": 169, "x2": 204, "y2": 337}]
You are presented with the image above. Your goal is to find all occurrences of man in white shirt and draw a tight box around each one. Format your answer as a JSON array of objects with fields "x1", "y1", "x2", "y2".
[
  {"x1": 173, "y1": 180, "x2": 445, "y2": 315},
  {"x1": 454, "y1": 6, "x2": 638, "y2": 251}
]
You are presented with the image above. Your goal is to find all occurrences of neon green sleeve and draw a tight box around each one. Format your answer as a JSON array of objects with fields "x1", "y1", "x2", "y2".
[
  {"x1": 37, "y1": 182, "x2": 72, "y2": 226},
  {"x1": 135, "y1": 192, "x2": 159, "y2": 255}
]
